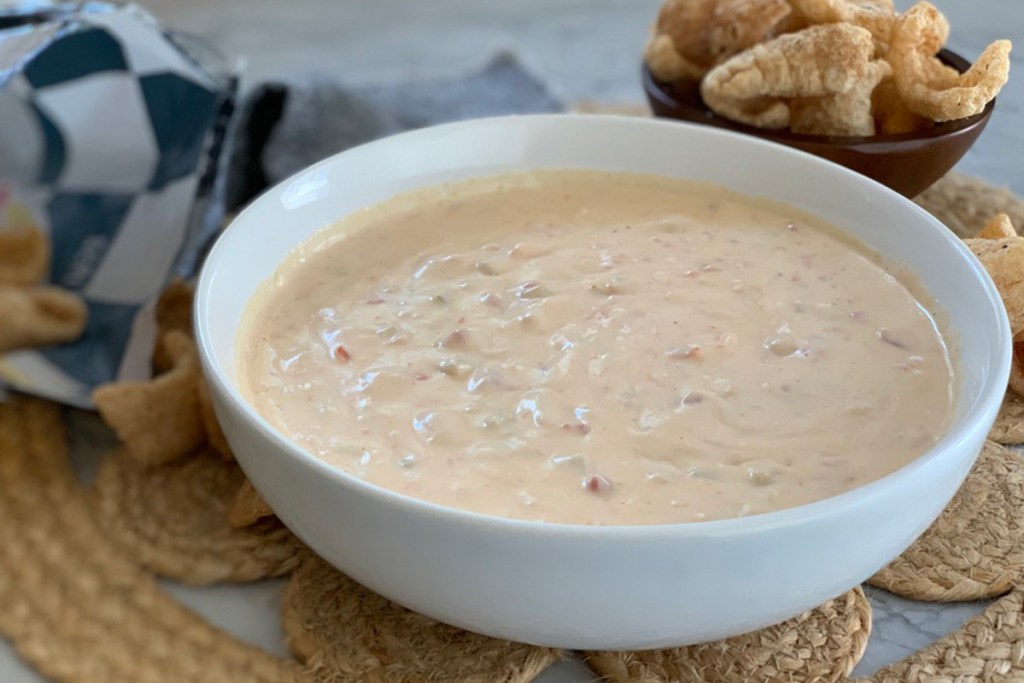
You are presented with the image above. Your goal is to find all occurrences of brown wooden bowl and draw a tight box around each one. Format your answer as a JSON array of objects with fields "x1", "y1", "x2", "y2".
[{"x1": 642, "y1": 50, "x2": 995, "y2": 198}]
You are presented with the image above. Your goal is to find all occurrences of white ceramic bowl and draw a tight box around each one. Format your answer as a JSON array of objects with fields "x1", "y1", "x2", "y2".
[{"x1": 195, "y1": 114, "x2": 1011, "y2": 650}]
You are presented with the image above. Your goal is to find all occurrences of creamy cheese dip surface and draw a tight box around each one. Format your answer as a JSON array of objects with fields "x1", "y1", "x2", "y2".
[{"x1": 239, "y1": 171, "x2": 954, "y2": 526}]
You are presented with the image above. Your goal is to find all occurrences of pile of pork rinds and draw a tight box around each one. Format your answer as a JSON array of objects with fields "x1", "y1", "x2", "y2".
[{"x1": 645, "y1": 0, "x2": 1012, "y2": 136}]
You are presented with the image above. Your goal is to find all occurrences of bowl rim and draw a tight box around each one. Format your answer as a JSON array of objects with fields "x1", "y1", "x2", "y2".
[
  {"x1": 641, "y1": 48, "x2": 995, "y2": 146},
  {"x1": 195, "y1": 112, "x2": 1012, "y2": 539}
]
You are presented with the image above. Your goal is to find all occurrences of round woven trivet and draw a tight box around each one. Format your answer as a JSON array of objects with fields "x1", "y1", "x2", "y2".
[
  {"x1": 281, "y1": 551, "x2": 562, "y2": 683},
  {"x1": 863, "y1": 590, "x2": 1024, "y2": 683},
  {"x1": 0, "y1": 397, "x2": 304, "y2": 683},
  {"x1": 585, "y1": 588, "x2": 871, "y2": 683},
  {"x1": 91, "y1": 446, "x2": 304, "y2": 585},
  {"x1": 915, "y1": 173, "x2": 1024, "y2": 240},
  {"x1": 869, "y1": 440, "x2": 1024, "y2": 602},
  {"x1": 992, "y1": 392, "x2": 1024, "y2": 446}
]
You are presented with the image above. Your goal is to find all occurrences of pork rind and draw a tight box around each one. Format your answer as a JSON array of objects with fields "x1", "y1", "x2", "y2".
[
  {"x1": 646, "y1": 0, "x2": 716, "y2": 81},
  {"x1": 152, "y1": 278, "x2": 195, "y2": 372},
  {"x1": 979, "y1": 213, "x2": 1018, "y2": 241},
  {"x1": 0, "y1": 227, "x2": 48, "y2": 286},
  {"x1": 155, "y1": 278, "x2": 195, "y2": 338},
  {"x1": 197, "y1": 376, "x2": 233, "y2": 460},
  {"x1": 771, "y1": 9, "x2": 811, "y2": 36},
  {"x1": 889, "y1": 2, "x2": 1011, "y2": 122},
  {"x1": 647, "y1": 0, "x2": 1009, "y2": 135},
  {"x1": 965, "y1": 221, "x2": 1024, "y2": 407},
  {"x1": 965, "y1": 236, "x2": 1024, "y2": 341},
  {"x1": 964, "y1": 215, "x2": 1024, "y2": 396},
  {"x1": 0, "y1": 286, "x2": 87, "y2": 353},
  {"x1": 790, "y1": 58, "x2": 890, "y2": 135},
  {"x1": 1012, "y1": 343, "x2": 1024, "y2": 398},
  {"x1": 700, "y1": 23, "x2": 881, "y2": 129},
  {"x1": 965, "y1": 218, "x2": 1024, "y2": 342},
  {"x1": 228, "y1": 479, "x2": 276, "y2": 528},
  {"x1": 707, "y1": 0, "x2": 793, "y2": 64},
  {"x1": 646, "y1": 32, "x2": 706, "y2": 82},
  {"x1": 95, "y1": 279, "x2": 237, "y2": 465},
  {"x1": 788, "y1": 0, "x2": 896, "y2": 53},
  {"x1": 94, "y1": 330, "x2": 205, "y2": 466},
  {"x1": 872, "y1": 77, "x2": 931, "y2": 135},
  {"x1": 156, "y1": 278, "x2": 234, "y2": 460},
  {"x1": 646, "y1": 0, "x2": 792, "y2": 82}
]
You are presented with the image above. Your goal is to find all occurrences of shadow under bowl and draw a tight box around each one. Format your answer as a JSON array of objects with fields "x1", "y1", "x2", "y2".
[{"x1": 642, "y1": 50, "x2": 994, "y2": 198}]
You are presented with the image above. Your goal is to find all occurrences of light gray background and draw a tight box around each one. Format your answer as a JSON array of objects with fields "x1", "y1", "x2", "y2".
[
  {"x1": 150, "y1": 0, "x2": 1023, "y2": 195},
  {"x1": 2, "y1": 1, "x2": 1022, "y2": 681}
]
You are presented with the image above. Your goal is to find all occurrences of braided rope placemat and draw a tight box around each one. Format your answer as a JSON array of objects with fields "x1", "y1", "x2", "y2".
[
  {"x1": 869, "y1": 441, "x2": 1024, "y2": 602},
  {"x1": 916, "y1": 175, "x2": 1024, "y2": 241},
  {"x1": 865, "y1": 591, "x2": 1024, "y2": 683},
  {"x1": 0, "y1": 397, "x2": 305, "y2": 683},
  {"x1": 585, "y1": 588, "x2": 871, "y2": 683},
  {"x1": 91, "y1": 446, "x2": 304, "y2": 585},
  {"x1": 991, "y1": 393, "x2": 1024, "y2": 446},
  {"x1": 2, "y1": 159, "x2": 1024, "y2": 681},
  {"x1": 281, "y1": 552, "x2": 562, "y2": 683}
]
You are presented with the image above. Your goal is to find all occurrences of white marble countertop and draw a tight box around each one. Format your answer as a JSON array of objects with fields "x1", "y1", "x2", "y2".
[{"x1": 2, "y1": 1, "x2": 1023, "y2": 681}]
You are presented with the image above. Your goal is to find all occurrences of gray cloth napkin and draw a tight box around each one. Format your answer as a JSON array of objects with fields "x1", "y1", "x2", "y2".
[{"x1": 224, "y1": 53, "x2": 563, "y2": 212}]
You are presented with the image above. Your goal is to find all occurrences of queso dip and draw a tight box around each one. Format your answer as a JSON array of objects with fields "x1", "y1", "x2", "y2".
[{"x1": 238, "y1": 171, "x2": 954, "y2": 525}]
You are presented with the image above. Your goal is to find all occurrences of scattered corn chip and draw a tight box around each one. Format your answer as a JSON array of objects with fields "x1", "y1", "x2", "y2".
[
  {"x1": 889, "y1": 2, "x2": 1011, "y2": 121},
  {"x1": 94, "y1": 330, "x2": 204, "y2": 466},
  {"x1": 701, "y1": 23, "x2": 880, "y2": 129},
  {"x1": 0, "y1": 286, "x2": 87, "y2": 353},
  {"x1": 0, "y1": 227, "x2": 49, "y2": 286},
  {"x1": 228, "y1": 479, "x2": 275, "y2": 528},
  {"x1": 979, "y1": 213, "x2": 1018, "y2": 240}
]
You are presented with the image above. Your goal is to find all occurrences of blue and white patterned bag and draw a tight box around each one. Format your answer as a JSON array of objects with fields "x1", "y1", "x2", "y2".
[{"x1": 0, "y1": 2, "x2": 235, "y2": 406}]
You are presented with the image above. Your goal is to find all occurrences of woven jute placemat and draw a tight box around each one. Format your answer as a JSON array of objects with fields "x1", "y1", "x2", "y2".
[
  {"x1": 586, "y1": 588, "x2": 871, "y2": 683},
  {"x1": 869, "y1": 441, "x2": 1024, "y2": 602},
  {"x1": 0, "y1": 397, "x2": 305, "y2": 683},
  {"x1": 91, "y1": 446, "x2": 304, "y2": 585},
  {"x1": 281, "y1": 552, "x2": 562, "y2": 683},
  {"x1": 866, "y1": 591, "x2": 1024, "y2": 683},
  {"x1": 2, "y1": 148, "x2": 1024, "y2": 680}
]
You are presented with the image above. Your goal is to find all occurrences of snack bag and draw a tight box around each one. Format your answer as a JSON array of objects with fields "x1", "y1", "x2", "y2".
[{"x1": 0, "y1": 2, "x2": 235, "y2": 407}]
